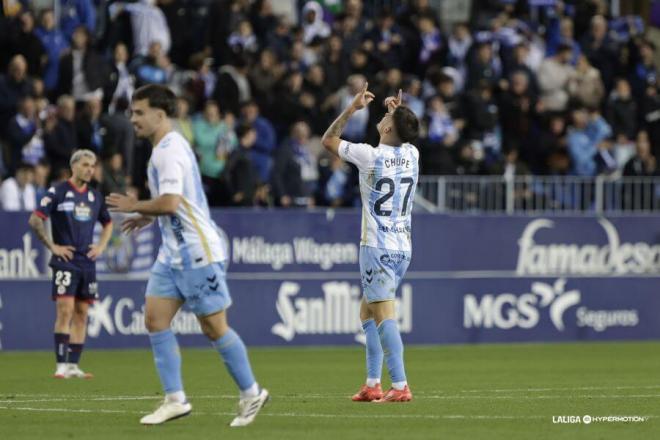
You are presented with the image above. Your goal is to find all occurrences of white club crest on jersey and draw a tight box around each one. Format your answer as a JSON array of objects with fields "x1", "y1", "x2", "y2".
[
  {"x1": 65, "y1": 191, "x2": 74, "y2": 198},
  {"x1": 88, "y1": 192, "x2": 95, "y2": 202}
]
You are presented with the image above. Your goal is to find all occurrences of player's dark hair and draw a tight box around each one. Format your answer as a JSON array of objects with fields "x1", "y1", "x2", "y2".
[
  {"x1": 392, "y1": 106, "x2": 419, "y2": 144},
  {"x1": 132, "y1": 84, "x2": 177, "y2": 117}
]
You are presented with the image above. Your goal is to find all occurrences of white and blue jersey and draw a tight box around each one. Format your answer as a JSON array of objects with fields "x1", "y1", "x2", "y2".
[
  {"x1": 338, "y1": 140, "x2": 419, "y2": 302},
  {"x1": 338, "y1": 140, "x2": 419, "y2": 252},
  {"x1": 147, "y1": 131, "x2": 228, "y2": 270},
  {"x1": 146, "y1": 131, "x2": 231, "y2": 316}
]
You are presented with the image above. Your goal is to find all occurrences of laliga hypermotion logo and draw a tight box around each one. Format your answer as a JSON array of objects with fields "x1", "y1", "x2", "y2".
[{"x1": 464, "y1": 279, "x2": 581, "y2": 330}]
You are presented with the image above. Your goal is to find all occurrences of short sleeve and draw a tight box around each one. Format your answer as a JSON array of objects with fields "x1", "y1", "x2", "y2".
[
  {"x1": 97, "y1": 193, "x2": 112, "y2": 226},
  {"x1": 153, "y1": 150, "x2": 185, "y2": 195},
  {"x1": 337, "y1": 140, "x2": 374, "y2": 170},
  {"x1": 34, "y1": 186, "x2": 57, "y2": 219}
]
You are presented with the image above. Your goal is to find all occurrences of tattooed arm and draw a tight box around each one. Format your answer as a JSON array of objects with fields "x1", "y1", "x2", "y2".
[
  {"x1": 322, "y1": 82, "x2": 375, "y2": 157},
  {"x1": 28, "y1": 213, "x2": 75, "y2": 261}
]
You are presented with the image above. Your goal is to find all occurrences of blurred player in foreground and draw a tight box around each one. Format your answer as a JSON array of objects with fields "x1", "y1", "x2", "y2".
[
  {"x1": 29, "y1": 149, "x2": 113, "y2": 379},
  {"x1": 106, "y1": 84, "x2": 268, "y2": 427},
  {"x1": 322, "y1": 85, "x2": 419, "y2": 402}
]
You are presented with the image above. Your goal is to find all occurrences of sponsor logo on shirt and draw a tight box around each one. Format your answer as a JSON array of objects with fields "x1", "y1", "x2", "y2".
[
  {"x1": 88, "y1": 192, "x2": 95, "y2": 202},
  {"x1": 73, "y1": 203, "x2": 92, "y2": 221},
  {"x1": 57, "y1": 201, "x2": 75, "y2": 212}
]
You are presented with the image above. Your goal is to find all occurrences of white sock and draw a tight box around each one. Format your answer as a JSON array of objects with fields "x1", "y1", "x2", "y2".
[
  {"x1": 240, "y1": 382, "x2": 260, "y2": 399},
  {"x1": 392, "y1": 381, "x2": 407, "y2": 391},
  {"x1": 56, "y1": 362, "x2": 66, "y2": 369},
  {"x1": 366, "y1": 378, "x2": 380, "y2": 387},
  {"x1": 166, "y1": 391, "x2": 187, "y2": 403}
]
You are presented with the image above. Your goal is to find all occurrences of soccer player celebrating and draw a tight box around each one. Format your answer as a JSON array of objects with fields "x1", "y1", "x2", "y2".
[
  {"x1": 28, "y1": 149, "x2": 113, "y2": 379},
  {"x1": 322, "y1": 85, "x2": 419, "y2": 402},
  {"x1": 106, "y1": 85, "x2": 268, "y2": 426}
]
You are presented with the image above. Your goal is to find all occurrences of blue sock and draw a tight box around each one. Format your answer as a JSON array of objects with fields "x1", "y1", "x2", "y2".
[
  {"x1": 149, "y1": 329, "x2": 183, "y2": 394},
  {"x1": 212, "y1": 328, "x2": 256, "y2": 392},
  {"x1": 378, "y1": 319, "x2": 407, "y2": 383},
  {"x1": 54, "y1": 333, "x2": 69, "y2": 363},
  {"x1": 362, "y1": 319, "x2": 383, "y2": 381},
  {"x1": 67, "y1": 343, "x2": 84, "y2": 364}
]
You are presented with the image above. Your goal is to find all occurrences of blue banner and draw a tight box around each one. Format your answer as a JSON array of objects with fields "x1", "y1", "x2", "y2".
[{"x1": 0, "y1": 210, "x2": 659, "y2": 349}]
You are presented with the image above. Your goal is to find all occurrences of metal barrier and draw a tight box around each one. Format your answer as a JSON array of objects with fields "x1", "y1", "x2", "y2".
[{"x1": 417, "y1": 176, "x2": 660, "y2": 215}]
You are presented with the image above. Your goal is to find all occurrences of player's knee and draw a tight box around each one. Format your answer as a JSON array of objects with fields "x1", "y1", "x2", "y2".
[
  {"x1": 144, "y1": 312, "x2": 168, "y2": 332},
  {"x1": 199, "y1": 320, "x2": 226, "y2": 341}
]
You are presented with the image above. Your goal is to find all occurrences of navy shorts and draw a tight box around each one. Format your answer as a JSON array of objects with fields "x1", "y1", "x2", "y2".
[{"x1": 51, "y1": 265, "x2": 98, "y2": 303}]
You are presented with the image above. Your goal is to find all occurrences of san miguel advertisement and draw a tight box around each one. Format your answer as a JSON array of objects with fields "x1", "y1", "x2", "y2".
[{"x1": 0, "y1": 210, "x2": 659, "y2": 349}]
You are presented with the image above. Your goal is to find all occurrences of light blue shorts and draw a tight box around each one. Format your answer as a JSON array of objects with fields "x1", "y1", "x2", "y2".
[
  {"x1": 359, "y1": 245, "x2": 411, "y2": 303},
  {"x1": 145, "y1": 261, "x2": 232, "y2": 316}
]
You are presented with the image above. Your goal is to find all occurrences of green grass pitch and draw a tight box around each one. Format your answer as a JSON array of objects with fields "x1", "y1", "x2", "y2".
[{"x1": 1, "y1": 342, "x2": 659, "y2": 439}]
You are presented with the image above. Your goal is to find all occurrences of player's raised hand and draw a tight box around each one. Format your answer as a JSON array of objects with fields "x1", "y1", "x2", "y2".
[
  {"x1": 384, "y1": 88, "x2": 403, "y2": 113},
  {"x1": 106, "y1": 192, "x2": 137, "y2": 213},
  {"x1": 121, "y1": 215, "x2": 153, "y2": 234},
  {"x1": 350, "y1": 82, "x2": 375, "y2": 110},
  {"x1": 86, "y1": 244, "x2": 106, "y2": 261},
  {"x1": 50, "y1": 244, "x2": 75, "y2": 262}
]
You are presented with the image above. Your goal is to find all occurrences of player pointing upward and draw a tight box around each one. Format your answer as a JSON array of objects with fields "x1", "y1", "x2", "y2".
[
  {"x1": 322, "y1": 84, "x2": 419, "y2": 402},
  {"x1": 106, "y1": 84, "x2": 268, "y2": 427}
]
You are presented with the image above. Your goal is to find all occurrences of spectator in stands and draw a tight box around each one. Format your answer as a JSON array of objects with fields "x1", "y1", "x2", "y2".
[
  {"x1": 363, "y1": 9, "x2": 404, "y2": 69},
  {"x1": 76, "y1": 94, "x2": 104, "y2": 153},
  {"x1": 109, "y1": 0, "x2": 171, "y2": 57},
  {"x1": 537, "y1": 43, "x2": 574, "y2": 112},
  {"x1": 416, "y1": 12, "x2": 442, "y2": 75},
  {"x1": 447, "y1": 22, "x2": 472, "y2": 78},
  {"x1": 301, "y1": 1, "x2": 330, "y2": 44},
  {"x1": 272, "y1": 121, "x2": 318, "y2": 208},
  {"x1": 580, "y1": 15, "x2": 618, "y2": 90},
  {"x1": 105, "y1": 42, "x2": 134, "y2": 114},
  {"x1": 466, "y1": 41, "x2": 499, "y2": 91},
  {"x1": 172, "y1": 96, "x2": 194, "y2": 145},
  {"x1": 10, "y1": 10, "x2": 45, "y2": 78},
  {"x1": 44, "y1": 95, "x2": 77, "y2": 174},
  {"x1": 0, "y1": 162, "x2": 36, "y2": 211},
  {"x1": 100, "y1": 151, "x2": 128, "y2": 195},
  {"x1": 317, "y1": 152, "x2": 356, "y2": 207},
  {"x1": 623, "y1": 131, "x2": 658, "y2": 177},
  {"x1": 420, "y1": 95, "x2": 457, "y2": 175},
  {"x1": 630, "y1": 40, "x2": 658, "y2": 97},
  {"x1": 35, "y1": 8, "x2": 69, "y2": 94},
  {"x1": 240, "y1": 100, "x2": 276, "y2": 183},
  {"x1": 249, "y1": 48, "x2": 285, "y2": 114},
  {"x1": 33, "y1": 158, "x2": 50, "y2": 201},
  {"x1": 7, "y1": 95, "x2": 44, "y2": 171},
  {"x1": 0, "y1": 55, "x2": 33, "y2": 136},
  {"x1": 57, "y1": 0, "x2": 96, "y2": 40},
  {"x1": 214, "y1": 56, "x2": 251, "y2": 116},
  {"x1": 325, "y1": 74, "x2": 370, "y2": 142},
  {"x1": 531, "y1": 113, "x2": 567, "y2": 175},
  {"x1": 567, "y1": 107, "x2": 612, "y2": 176},
  {"x1": 56, "y1": 26, "x2": 109, "y2": 102},
  {"x1": 194, "y1": 100, "x2": 237, "y2": 204},
  {"x1": 185, "y1": 54, "x2": 217, "y2": 112},
  {"x1": 323, "y1": 34, "x2": 350, "y2": 93},
  {"x1": 499, "y1": 70, "x2": 538, "y2": 155},
  {"x1": 228, "y1": 19, "x2": 259, "y2": 57},
  {"x1": 223, "y1": 123, "x2": 260, "y2": 206},
  {"x1": 132, "y1": 41, "x2": 168, "y2": 88},
  {"x1": 463, "y1": 81, "x2": 499, "y2": 160},
  {"x1": 569, "y1": 55, "x2": 605, "y2": 109},
  {"x1": 607, "y1": 78, "x2": 638, "y2": 143}
]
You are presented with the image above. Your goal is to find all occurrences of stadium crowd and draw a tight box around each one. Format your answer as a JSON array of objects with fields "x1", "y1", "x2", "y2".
[{"x1": 0, "y1": 0, "x2": 658, "y2": 210}]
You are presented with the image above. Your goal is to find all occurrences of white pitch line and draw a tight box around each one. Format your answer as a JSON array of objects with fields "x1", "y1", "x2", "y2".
[
  {"x1": 0, "y1": 406, "x2": 552, "y2": 420},
  {"x1": 3, "y1": 393, "x2": 660, "y2": 405},
  {"x1": 454, "y1": 385, "x2": 660, "y2": 394}
]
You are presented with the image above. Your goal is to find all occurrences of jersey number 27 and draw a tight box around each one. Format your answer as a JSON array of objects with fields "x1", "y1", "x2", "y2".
[{"x1": 374, "y1": 177, "x2": 414, "y2": 217}]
